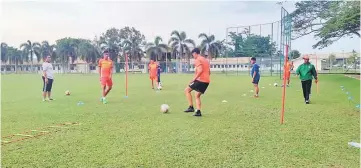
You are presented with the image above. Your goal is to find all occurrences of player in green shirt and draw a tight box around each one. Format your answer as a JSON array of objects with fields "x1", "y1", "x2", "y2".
[{"x1": 296, "y1": 55, "x2": 318, "y2": 104}]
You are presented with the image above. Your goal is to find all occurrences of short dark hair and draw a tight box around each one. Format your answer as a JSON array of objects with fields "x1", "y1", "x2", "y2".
[
  {"x1": 103, "y1": 50, "x2": 109, "y2": 54},
  {"x1": 251, "y1": 57, "x2": 256, "y2": 61},
  {"x1": 191, "y1": 48, "x2": 200, "y2": 54}
]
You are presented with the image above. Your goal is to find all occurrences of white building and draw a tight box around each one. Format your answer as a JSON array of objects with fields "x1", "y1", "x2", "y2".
[
  {"x1": 292, "y1": 52, "x2": 360, "y2": 72},
  {"x1": 2, "y1": 52, "x2": 359, "y2": 74}
]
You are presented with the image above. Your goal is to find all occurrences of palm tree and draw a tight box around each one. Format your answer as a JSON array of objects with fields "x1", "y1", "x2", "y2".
[
  {"x1": 41, "y1": 41, "x2": 57, "y2": 62},
  {"x1": 77, "y1": 40, "x2": 100, "y2": 73},
  {"x1": 99, "y1": 37, "x2": 120, "y2": 61},
  {"x1": 122, "y1": 39, "x2": 145, "y2": 63},
  {"x1": 198, "y1": 33, "x2": 223, "y2": 60},
  {"x1": 81, "y1": 40, "x2": 101, "y2": 63},
  {"x1": 145, "y1": 36, "x2": 168, "y2": 61},
  {"x1": 55, "y1": 38, "x2": 79, "y2": 73},
  {"x1": 1, "y1": 42, "x2": 8, "y2": 64},
  {"x1": 20, "y1": 40, "x2": 41, "y2": 71},
  {"x1": 168, "y1": 30, "x2": 195, "y2": 72},
  {"x1": 6, "y1": 46, "x2": 23, "y2": 73}
]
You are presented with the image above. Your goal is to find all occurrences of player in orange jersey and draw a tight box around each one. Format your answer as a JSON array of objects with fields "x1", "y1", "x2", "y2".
[
  {"x1": 98, "y1": 50, "x2": 113, "y2": 104},
  {"x1": 148, "y1": 60, "x2": 158, "y2": 89},
  {"x1": 284, "y1": 57, "x2": 294, "y2": 87},
  {"x1": 184, "y1": 48, "x2": 210, "y2": 117}
]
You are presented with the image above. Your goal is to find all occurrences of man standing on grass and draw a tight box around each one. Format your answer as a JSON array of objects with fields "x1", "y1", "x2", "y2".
[
  {"x1": 148, "y1": 60, "x2": 158, "y2": 89},
  {"x1": 184, "y1": 48, "x2": 210, "y2": 117},
  {"x1": 284, "y1": 58, "x2": 294, "y2": 87},
  {"x1": 42, "y1": 56, "x2": 55, "y2": 101},
  {"x1": 296, "y1": 55, "x2": 318, "y2": 104},
  {"x1": 250, "y1": 57, "x2": 260, "y2": 98},
  {"x1": 156, "y1": 61, "x2": 162, "y2": 89},
  {"x1": 98, "y1": 50, "x2": 113, "y2": 104}
]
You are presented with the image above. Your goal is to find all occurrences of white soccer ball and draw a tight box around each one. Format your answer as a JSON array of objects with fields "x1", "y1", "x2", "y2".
[
  {"x1": 274, "y1": 83, "x2": 278, "y2": 87},
  {"x1": 160, "y1": 104, "x2": 169, "y2": 113},
  {"x1": 157, "y1": 83, "x2": 162, "y2": 90},
  {"x1": 65, "y1": 90, "x2": 71, "y2": 95}
]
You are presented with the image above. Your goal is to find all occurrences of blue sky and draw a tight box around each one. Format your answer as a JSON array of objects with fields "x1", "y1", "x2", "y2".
[{"x1": 1, "y1": 1, "x2": 359, "y2": 54}]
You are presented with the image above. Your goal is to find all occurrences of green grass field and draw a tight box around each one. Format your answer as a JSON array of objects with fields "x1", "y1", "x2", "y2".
[{"x1": 2, "y1": 73, "x2": 360, "y2": 167}]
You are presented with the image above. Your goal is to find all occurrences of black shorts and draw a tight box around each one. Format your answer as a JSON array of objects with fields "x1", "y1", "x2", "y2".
[
  {"x1": 189, "y1": 80, "x2": 209, "y2": 94},
  {"x1": 42, "y1": 76, "x2": 54, "y2": 92},
  {"x1": 252, "y1": 77, "x2": 260, "y2": 84}
]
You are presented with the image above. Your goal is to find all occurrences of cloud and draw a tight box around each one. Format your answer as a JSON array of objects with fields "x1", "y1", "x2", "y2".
[{"x1": 0, "y1": 1, "x2": 358, "y2": 53}]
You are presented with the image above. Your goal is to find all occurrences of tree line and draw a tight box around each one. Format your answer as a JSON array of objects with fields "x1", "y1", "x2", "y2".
[
  {"x1": 1, "y1": 1, "x2": 359, "y2": 66},
  {"x1": 1, "y1": 26, "x2": 282, "y2": 66}
]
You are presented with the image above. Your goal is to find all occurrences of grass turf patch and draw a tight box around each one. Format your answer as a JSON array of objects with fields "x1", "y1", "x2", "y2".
[{"x1": 1, "y1": 74, "x2": 359, "y2": 167}]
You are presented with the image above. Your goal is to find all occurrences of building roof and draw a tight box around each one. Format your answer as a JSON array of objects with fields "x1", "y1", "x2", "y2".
[{"x1": 303, "y1": 52, "x2": 359, "y2": 59}]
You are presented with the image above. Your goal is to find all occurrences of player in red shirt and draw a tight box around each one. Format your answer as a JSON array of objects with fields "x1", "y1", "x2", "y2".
[
  {"x1": 283, "y1": 58, "x2": 294, "y2": 87},
  {"x1": 148, "y1": 60, "x2": 158, "y2": 89},
  {"x1": 98, "y1": 51, "x2": 113, "y2": 104},
  {"x1": 184, "y1": 48, "x2": 211, "y2": 117}
]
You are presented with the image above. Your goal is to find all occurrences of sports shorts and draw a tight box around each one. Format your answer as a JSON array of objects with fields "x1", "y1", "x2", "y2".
[
  {"x1": 285, "y1": 71, "x2": 291, "y2": 79},
  {"x1": 101, "y1": 77, "x2": 113, "y2": 87},
  {"x1": 189, "y1": 80, "x2": 209, "y2": 94},
  {"x1": 252, "y1": 77, "x2": 260, "y2": 85},
  {"x1": 42, "y1": 76, "x2": 54, "y2": 92}
]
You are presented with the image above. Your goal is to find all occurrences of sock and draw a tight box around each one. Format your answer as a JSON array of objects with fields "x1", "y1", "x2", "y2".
[
  {"x1": 189, "y1": 105, "x2": 194, "y2": 109},
  {"x1": 196, "y1": 110, "x2": 201, "y2": 113}
]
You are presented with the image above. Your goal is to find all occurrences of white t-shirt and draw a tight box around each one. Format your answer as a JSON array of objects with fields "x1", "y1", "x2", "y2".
[{"x1": 42, "y1": 62, "x2": 54, "y2": 79}]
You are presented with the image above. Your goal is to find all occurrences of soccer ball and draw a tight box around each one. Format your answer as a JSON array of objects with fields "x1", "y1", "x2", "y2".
[
  {"x1": 273, "y1": 83, "x2": 278, "y2": 87},
  {"x1": 160, "y1": 104, "x2": 169, "y2": 113},
  {"x1": 157, "y1": 82, "x2": 162, "y2": 90},
  {"x1": 65, "y1": 90, "x2": 71, "y2": 95}
]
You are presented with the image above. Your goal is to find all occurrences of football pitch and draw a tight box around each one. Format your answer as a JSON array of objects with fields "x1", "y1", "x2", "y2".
[{"x1": 1, "y1": 74, "x2": 360, "y2": 167}]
